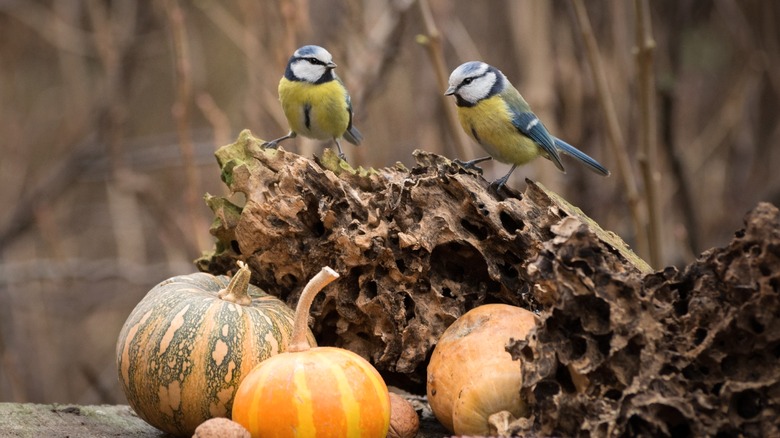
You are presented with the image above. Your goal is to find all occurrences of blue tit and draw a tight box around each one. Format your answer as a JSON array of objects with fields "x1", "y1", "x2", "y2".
[
  {"x1": 264, "y1": 45, "x2": 362, "y2": 160},
  {"x1": 445, "y1": 61, "x2": 609, "y2": 189}
]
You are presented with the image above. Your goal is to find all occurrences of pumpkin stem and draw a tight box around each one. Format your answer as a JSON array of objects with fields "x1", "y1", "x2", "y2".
[
  {"x1": 289, "y1": 267, "x2": 340, "y2": 352},
  {"x1": 217, "y1": 261, "x2": 253, "y2": 306}
]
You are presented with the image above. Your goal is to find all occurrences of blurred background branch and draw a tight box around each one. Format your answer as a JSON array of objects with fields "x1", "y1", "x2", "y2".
[
  {"x1": 1, "y1": 0, "x2": 779, "y2": 404},
  {"x1": 570, "y1": 0, "x2": 649, "y2": 262},
  {"x1": 634, "y1": 0, "x2": 662, "y2": 268},
  {"x1": 162, "y1": 0, "x2": 209, "y2": 253},
  {"x1": 416, "y1": 0, "x2": 468, "y2": 159}
]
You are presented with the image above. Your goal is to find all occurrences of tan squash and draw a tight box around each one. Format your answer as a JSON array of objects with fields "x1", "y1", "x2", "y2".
[
  {"x1": 426, "y1": 303, "x2": 537, "y2": 435},
  {"x1": 116, "y1": 262, "x2": 314, "y2": 436}
]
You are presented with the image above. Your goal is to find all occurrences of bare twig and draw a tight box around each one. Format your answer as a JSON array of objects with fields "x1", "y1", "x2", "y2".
[
  {"x1": 417, "y1": 0, "x2": 469, "y2": 159},
  {"x1": 196, "y1": 93, "x2": 233, "y2": 149},
  {"x1": 251, "y1": 8, "x2": 275, "y2": 134},
  {"x1": 688, "y1": 64, "x2": 758, "y2": 175},
  {"x1": 570, "y1": 0, "x2": 649, "y2": 264},
  {"x1": 192, "y1": 1, "x2": 288, "y2": 131},
  {"x1": 345, "y1": 0, "x2": 415, "y2": 165},
  {"x1": 349, "y1": 0, "x2": 413, "y2": 109},
  {"x1": 86, "y1": 0, "x2": 150, "y2": 271},
  {"x1": 659, "y1": 89, "x2": 699, "y2": 259},
  {"x1": 115, "y1": 170, "x2": 201, "y2": 258},
  {"x1": 4, "y1": 2, "x2": 92, "y2": 56},
  {"x1": 634, "y1": 0, "x2": 662, "y2": 267},
  {"x1": 509, "y1": 1, "x2": 560, "y2": 186},
  {"x1": 0, "y1": 137, "x2": 100, "y2": 250},
  {"x1": 162, "y1": 0, "x2": 208, "y2": 253},
  {"x1": 278, "y1": 0, "x2": 309, "y2": 56},
  {"x1": 53, "y1": 2, "x2": 90, "y2": 124},
  {"x1": 441, "y1": 17, "x2": 482, "y2": 63}
]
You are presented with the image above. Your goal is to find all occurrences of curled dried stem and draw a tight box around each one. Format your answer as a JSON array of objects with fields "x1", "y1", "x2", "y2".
[{"x1": 289, "y1": 267, "x2": 340, "y2": 352}]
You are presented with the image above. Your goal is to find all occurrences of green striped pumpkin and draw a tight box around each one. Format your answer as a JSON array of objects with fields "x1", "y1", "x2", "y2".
[{"x1": 116, "y1": 263, "x2": 314, "y2": 437}]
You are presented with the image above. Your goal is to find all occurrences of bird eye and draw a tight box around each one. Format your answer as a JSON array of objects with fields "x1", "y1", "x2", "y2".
[
  {"x1": 462, "y1": 77, "x2": 473, "y2": 85},
  {"x1": 307, "y1": 58, "x2": 320, "y2": 65}
]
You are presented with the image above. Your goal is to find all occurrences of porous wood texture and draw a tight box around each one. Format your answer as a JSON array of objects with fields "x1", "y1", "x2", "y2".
[
  {"x1": 507, "y1": 202, "x2": 780, "y2": 437},
  {"x1": 198, "y1": 130, "x2": 648, "y2": 392},
  {"x1": 199, "y1": 131, "x2": 779, "y2": 436}
]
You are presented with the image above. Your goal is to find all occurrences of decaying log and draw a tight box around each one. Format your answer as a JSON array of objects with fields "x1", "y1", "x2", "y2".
[
  {"x1": 198, "y1": 131, "x2": 779, "y2": 436},
  {"x1": 507, "y1": 201, "x2": 780, "y2": 437},
  {"x1": 197, "y1": 130, "x2": 649, "y2": 391}
]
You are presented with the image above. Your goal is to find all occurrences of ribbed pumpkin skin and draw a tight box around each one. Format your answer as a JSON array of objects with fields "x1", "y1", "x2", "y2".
[
  {"x1": 116, "y1": 272, "x2": 314, "y2": 437},
  {"x1": 232, "y1": 346, "x2": 390, "y2": 438}
]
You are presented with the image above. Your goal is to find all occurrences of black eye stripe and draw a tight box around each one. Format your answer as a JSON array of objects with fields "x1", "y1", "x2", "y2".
[
  {"x1": 459, "y1": 72, "x2": 487, "y2": 89},
  {"x1": 467, "y1": 73, "x2": 486, "y2": 83}
]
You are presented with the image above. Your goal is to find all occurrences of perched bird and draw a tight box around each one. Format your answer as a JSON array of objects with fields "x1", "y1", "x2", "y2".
[
  {"x1": 264, "y1": 45, "x2": 362, "y2": 159},
  {"x1": 445, "y1": 61, "x2": 609, "y2": 189}
]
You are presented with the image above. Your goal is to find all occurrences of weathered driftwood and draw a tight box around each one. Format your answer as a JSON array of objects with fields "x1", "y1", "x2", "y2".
[{"x1": 198, "y1": 130, "x2": 779, "y2": 436}]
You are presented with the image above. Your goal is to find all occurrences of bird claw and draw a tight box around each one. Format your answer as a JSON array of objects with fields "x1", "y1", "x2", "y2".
[
  {"x1": 453, "y1": 156, "x2": 492, "y2": 175},
  {"x1": 262, "y1": 141, "x2": 279, "y2": 149},
  {"x1": 490, "y1": 177, "x2": 510, "y2": 191}
]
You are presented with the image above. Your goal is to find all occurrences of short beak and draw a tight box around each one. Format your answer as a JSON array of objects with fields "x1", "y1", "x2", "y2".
[
  {"x1": 326, "y1": 61, "x2": 337, "y2": 69},
  {"x1": 444, "y1": 85, "x2": 456, "y2": 96}
]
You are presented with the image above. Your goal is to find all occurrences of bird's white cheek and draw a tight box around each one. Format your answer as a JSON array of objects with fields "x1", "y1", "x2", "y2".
[
  {"x1": 459, "y1": 73, "x2": 496, "y2": 103},
  {"x1": 291, "y1": 61, "x2": 325, "y2": 82}
]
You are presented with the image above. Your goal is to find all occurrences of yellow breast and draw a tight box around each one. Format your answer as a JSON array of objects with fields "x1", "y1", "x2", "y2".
[
  {"x1": 457, "y1": 96, "x2": 542, "y2": 165},
  {"x1": 278, "y1": 78, "x2": 350, "y2": 140}
]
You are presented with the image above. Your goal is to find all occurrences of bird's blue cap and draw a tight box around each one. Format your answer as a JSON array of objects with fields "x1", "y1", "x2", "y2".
[
  {"x1": 454, "y1": 61, "x2": 490, "y2": 77},
  {"x1": 294, "y1": 45, "x2": 328, "y2": 58}
]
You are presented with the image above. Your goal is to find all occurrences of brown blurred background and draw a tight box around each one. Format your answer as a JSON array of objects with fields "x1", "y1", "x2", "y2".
[{"x1": 1, "y1": 0, "x2": 779, "y2": 405}]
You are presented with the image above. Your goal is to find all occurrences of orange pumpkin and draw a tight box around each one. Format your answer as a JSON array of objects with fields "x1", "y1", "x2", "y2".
[
  {"x1": 426, "y1": 303, "x2": 537, "y2": 435},
  {"x1": 232, "y1": 267, "x2": 391, "y2": 438}
]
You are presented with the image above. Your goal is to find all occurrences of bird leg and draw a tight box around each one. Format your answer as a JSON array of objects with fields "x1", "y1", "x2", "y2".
[
  {"x1": 492, "y1": 164, "x2": 518, "y2": 191},
  {"x1": 333, "y1": 139, "x2": 347, "y2": 161},
  {"x1": 263, "y1": 131, "x2": 296, "y2": 149},
  {"x1": 453, "y1": 156, "x2": 492, "y2": 175}
]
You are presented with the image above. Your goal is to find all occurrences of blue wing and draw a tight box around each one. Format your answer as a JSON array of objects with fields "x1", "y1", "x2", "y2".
[
  {"x1": 342, "y1": 86, "x2": 362, "y2": 145},
  {"x1": 511, "y1": 110, "x2": 565, "y2": 172}
]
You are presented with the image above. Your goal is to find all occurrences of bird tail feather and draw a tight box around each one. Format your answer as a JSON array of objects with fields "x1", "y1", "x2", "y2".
[
  {"x1": 554, "y1": 138, "x2": 610, "y2": 176},
  {"x1": 344, "y1": 126, "x2": 362, "y2": 146}
]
